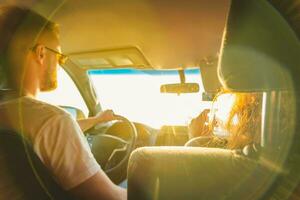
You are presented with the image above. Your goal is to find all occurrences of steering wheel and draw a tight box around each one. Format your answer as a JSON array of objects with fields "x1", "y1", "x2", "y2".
[{"x1": 91, "y1": 115, "x2": 137, "y2": 183}]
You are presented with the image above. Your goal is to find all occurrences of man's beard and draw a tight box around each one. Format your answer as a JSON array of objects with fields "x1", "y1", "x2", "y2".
[{"x1": 40, "y1": 67, "x2": 57, "y2": 92}]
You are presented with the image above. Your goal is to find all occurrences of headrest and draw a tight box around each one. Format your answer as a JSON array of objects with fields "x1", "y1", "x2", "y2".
[
  {"x1": 218, "y1": 0, "x2": 300, "y2": 92},
  {"x1": 0, "y1": 66, "x2": 8, "y2": 89}
]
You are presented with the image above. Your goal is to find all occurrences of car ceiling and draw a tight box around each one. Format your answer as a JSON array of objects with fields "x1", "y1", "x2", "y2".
[{"x1": 3, "y1": 0, "x2": 230, "y2": 69}]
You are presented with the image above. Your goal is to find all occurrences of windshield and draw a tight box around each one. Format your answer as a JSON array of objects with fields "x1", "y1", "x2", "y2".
[{"x1": 89, "y1": 68, "x2": 211, "y2": 129}]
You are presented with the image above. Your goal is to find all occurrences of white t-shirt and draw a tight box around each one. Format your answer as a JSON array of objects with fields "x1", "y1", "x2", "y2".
[{"x1": 0, "y1": 96, "x2": 101, "y2": 190}]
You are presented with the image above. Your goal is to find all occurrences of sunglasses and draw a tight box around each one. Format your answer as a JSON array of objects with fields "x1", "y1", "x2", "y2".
[
  {"x1": 44, "y1": 46, "x2": 68, "y2": 66},
  {"x1": 30, "y1": 45, "x2": 68, "y2": 66}
]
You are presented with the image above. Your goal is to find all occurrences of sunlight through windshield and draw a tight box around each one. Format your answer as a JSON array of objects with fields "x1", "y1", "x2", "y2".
[{"x1": 89, "y1": 69, "x2": 211, "y2": 128}]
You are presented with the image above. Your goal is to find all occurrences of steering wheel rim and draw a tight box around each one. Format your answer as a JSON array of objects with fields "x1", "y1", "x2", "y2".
[{"x1": 104, "y1": 115, "x2": 138, "y2": 174}]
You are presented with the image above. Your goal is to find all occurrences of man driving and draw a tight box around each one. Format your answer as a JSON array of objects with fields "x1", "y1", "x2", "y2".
[{"x1": 0, "y1": 5, "x2": 126, "y2": 200}]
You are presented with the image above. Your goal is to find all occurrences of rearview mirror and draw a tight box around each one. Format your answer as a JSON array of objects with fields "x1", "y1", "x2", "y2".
[{"x1": 160, "y1": 83, "x2": 199, "y2": 94}]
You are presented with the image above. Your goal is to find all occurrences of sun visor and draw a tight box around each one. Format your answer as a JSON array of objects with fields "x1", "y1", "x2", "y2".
[{"x1": 218, "y1": 0, "x2": 300, "y2": 92}]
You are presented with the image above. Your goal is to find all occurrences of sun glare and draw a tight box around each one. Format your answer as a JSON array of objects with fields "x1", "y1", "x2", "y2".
[
  {"x1": 38, "y1": 69, "x2": 211, "y2": 129},
  {"x1": 214, "y1": 93, "x2": 236, "y2": 123},
  {"x1": 211, "y1": 93, "x2": 237, "y2": 137},
  {"x1": 90, "y1": 73, "x2": 211, "y2": 128},
  {"x1": 37, "y1": 68, "x2": 89, "y2": 116}
]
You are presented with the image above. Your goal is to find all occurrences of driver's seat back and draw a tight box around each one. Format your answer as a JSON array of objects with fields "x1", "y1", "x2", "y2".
[{"x1": 0, "y1": 129, "x2": 73, "y2": 200}]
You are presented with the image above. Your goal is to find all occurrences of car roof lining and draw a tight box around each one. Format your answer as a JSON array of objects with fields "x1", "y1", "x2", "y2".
[{"x1": 30, "y1": 0, "x2": 231, "y2": 70}]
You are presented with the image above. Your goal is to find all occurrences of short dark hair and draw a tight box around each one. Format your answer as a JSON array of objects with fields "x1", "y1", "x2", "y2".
[
  {"x1": 0, "y1": 5, "x2": 58, "y2": 55},
  {"x1": 0, "y1": 5, "x2": 58, "y2": 88}
]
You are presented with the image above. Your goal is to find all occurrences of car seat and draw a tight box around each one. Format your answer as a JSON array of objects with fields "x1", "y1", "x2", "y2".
[
  {"x1": 127, "y1": 0, "x2": 300, "y2": 199},
  {"x1": 0, "y1": 129, "x2": 73, "y2": 200}
]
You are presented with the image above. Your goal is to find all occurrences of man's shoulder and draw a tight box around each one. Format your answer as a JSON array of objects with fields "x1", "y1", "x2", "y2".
[
  {"x1": 0, "y1": 97, "x2": 70, "y2": 121},
  {"x1": 0, "y1": 96, "x2": 76, "y2": 141},
  {"x1": 19, "y1": 97, "x2": 70, "y2": 118}
]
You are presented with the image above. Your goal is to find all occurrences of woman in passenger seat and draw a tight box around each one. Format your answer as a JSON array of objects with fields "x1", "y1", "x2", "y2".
[{"x1": 186, "y1": 91, "x2": 262, "y2": 150}]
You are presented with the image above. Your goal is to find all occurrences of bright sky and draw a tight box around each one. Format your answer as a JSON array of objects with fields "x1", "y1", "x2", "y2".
[
  {"x1": 37, "y1": 68, "x2": 89, "y2": 115},
  {"x1": 38, "y1": 69, "x2": 212, "y2": 129},
  {"x1": 89, "y1": 71, "x2": 211, "y2": 128}
]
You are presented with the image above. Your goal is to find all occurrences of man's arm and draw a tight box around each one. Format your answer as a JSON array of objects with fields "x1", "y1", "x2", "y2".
[
  {"x1": 69, "y1": 170, "x2": 127, "y2": 200},
  {"x1": 35, "y1": 113, "x2": 126, "y2": 199},
  {"x1": 77, "y1": 110, "x2": 119, "y2": 132}
]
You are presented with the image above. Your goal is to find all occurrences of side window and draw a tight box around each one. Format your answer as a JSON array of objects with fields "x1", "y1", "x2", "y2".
[{"x1": 37, "y1": 68, "x2": 89, "y2": 117}]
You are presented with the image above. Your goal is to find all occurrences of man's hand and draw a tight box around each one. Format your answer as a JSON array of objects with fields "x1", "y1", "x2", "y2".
[
  {"x1": 188, "y1": 109, "x2": 212, "y2": 139},
  {"x1": 94, "y1": 109, "x2": 120, "y2": 124},
  {"x1": 77, "y1": 109, "x2": 121, "y2": 132}
]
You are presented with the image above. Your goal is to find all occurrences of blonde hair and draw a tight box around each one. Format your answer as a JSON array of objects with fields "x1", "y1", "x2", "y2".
[
  {"x1": 200, "y1": 90, "x2": 262, "y2": 149},
  {"x1": 225, "y1": 92, "x2": 262, "y2": 149}
]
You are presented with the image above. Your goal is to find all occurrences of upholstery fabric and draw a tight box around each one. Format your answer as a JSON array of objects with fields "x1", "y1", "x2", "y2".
[
  {"x1": 0, "y1": 129, "x2": 73, "y2": 200},
  {"x1": 128, "y1": 147, "x2": 274, "y2": 200},
  {"x1": 218, "y1": 0, "x2": 300, "y2": 92}
]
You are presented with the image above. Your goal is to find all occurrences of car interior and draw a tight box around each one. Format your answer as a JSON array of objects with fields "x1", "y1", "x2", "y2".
[{"x1": 0, "y1": 0, "x2": 300, "y2": 199}]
